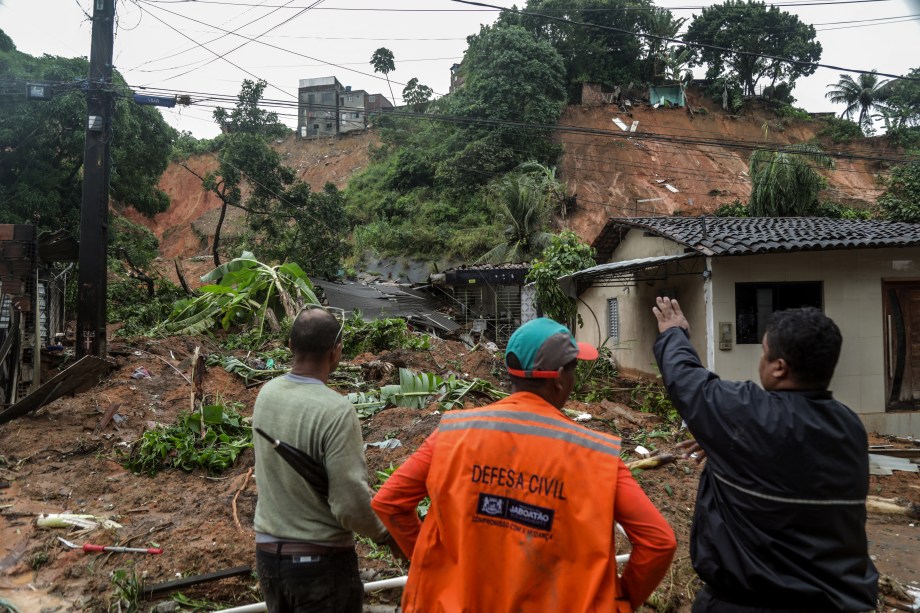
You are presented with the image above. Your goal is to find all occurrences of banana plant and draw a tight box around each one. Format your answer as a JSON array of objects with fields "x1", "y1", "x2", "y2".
[{"x1": 160, "y1": 252, "x2": 319, "y2": 336}]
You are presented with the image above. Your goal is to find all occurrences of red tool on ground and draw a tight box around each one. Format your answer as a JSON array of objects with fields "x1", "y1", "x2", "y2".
[{"x1": 58, "y1": 537, "x2": 163, "y2": 555}]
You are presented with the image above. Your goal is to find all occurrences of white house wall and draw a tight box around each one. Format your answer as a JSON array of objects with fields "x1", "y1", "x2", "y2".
[
  {"x1": 710, "y1": 248, "x2": 920, "y2": 437},
  {"x1": 576, "y1": 229, "x2": 708, "y2": 375}
]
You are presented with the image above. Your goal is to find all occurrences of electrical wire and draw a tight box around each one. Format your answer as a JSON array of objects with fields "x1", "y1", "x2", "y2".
[{"x1": 134, "y1": 0, "x2": 447, "y2": 95}]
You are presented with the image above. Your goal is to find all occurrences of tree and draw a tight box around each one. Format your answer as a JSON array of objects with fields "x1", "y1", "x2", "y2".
[
  {"x1": 825, "y1": 72, "x2": 890, "y2": 134},
  {"x1": 644, "y1": 9, "x2": 688, "y2": 83},
  {"x1": 402, "y1": 78, "x2": 433, "y2": 112},
  {"x1": 877, "y1": 68, "x2": 920, "y2": 131},
  {"x1": 478, "y1": 164, "x2": 560, "y2": 264},
  {"x1": 248, "y1": 181, "x2": 347, "y2": 278},
  {"x1": 439, "y1": 24, "x2": 567, "y2": 187},
  {"x1": 748, "y1": 144, "x2": 834, "y2": 217},
  {"x1": 527, "y1": 231, "x2": 596, "y2": 327},
  {"x1": 684, "y1": 1, "x2": 822, "y2": 97},
  {"x1": 193, "y1": 79, "x2": 293, "y2": 266},
  {"x1": 370, "y1": 47, "x2": 396, "y2": 107},
  {"x1": 0, "y1": 34, "x2": 175, "y2": 232},
  {"x1": 878, "y1": 162, "x2": 920, "y2": 222},
  {"x1": 512, "y1": 0, "x2": 663, "y2": 96}
]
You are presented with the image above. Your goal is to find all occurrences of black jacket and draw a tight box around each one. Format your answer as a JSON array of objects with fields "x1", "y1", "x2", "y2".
[{"x1": 654, "y1": 327, "x2": 878, "y2": 612}]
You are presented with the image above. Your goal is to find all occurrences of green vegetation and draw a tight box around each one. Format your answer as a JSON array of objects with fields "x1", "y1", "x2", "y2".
[
  {"x1": 685, "y1": 0, "x2": 822, "y2": 97},
  {"x1": 0, "y1": 29, "x2": 174, "y2": 232},
  {"x1": 878, "y1": 161, "x2": 920, "y2": 223},
  {"x1": 124, "y1": 402, "x2": 252, "y2": 476},
  {"x1": 825, "y1": 71, "x2": 890, "y2": 134},
  {"x1": 748, "y1": 144, "x2": 834, "y2": 216},
  {"x1": 818, "y1": 116, "x2": 865, "y2": 143},
  {"x1": 630, "y1": 372, "x2": 680, "y2": 425},
  {"x1": 108, "y1": 567, "x2": 142, "y2": 613},
  {"x1": 160, "y1": 253, "x2": 319, "y2": 336},
  {"x1": 342, "y1": 313, "x2": 430, "y2": 359},
  {"x1": 572, "y1": 347, "x2": 621, "y2": 403},
  {"x1": 527, "y1": 231, "x2": 596, "y2": 326},
  {"x1": 109, "y1": 277, "x2": 183, "y2": 339}
]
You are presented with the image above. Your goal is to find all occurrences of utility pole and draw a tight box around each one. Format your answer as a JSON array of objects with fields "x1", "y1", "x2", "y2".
[{"x1": 76, "y1": 0, "x2": 116, "y2": 358}]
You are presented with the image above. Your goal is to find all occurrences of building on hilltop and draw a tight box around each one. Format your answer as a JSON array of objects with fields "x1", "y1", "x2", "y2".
[{"x1": 298, "y1": 77, "x2": 392, "y2": 139}]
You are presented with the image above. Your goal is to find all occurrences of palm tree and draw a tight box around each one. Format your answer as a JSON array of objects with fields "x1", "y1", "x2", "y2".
[
  {"x1": 748, "y1": 144, "x2": 835, "y2": 217},
  {"x1": 644, "y1": 9, "x2": 687, "y2": 83},
  {"x1": 825, "y1": 71, "x2": 890, "y2": 133},
  {"x1": 370, "y1": 48, "x2": 396, "y2": 106},
  {"x1": 477, "y1": 165, "x2": 559, "y2": 264}
]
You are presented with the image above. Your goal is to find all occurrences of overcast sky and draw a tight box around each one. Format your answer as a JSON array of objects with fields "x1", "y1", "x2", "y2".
[{"x1": 1, "y1": 0, "x2": 917, "y2": 138}]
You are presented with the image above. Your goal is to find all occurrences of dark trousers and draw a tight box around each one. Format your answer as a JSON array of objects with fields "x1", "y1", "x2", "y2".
[
  {"x1": 255, "y1": 547, "x2": 363, "y2": 613},
  {"x1": 692, "y1": 586, "x2": 831, "y2": 613}
]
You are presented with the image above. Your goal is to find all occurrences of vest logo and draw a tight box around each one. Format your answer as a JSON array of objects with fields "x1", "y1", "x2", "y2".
[
  {"x1": 476, "y1": 493, "x2": 555, "y2": 532},
  {"x1": 480, "y1": 496, "x2": 504, "y2": 516}
]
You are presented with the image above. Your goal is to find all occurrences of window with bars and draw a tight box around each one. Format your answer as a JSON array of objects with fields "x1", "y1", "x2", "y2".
[{"x1": 607, "y1": 298, "x2": 619, "y2": 344}]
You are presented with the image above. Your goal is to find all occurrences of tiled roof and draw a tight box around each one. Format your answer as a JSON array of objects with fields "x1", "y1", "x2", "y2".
[{"x1": 592, "y1": 217, "x2": 920, "y2": 261}]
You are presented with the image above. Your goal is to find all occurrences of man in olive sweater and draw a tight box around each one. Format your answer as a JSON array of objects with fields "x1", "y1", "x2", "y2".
[{"x1": 253, "y1": 307, "x2": 390, "y2": 612}]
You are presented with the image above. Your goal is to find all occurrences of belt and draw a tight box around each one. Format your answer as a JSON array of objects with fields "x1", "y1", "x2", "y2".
[{"x1": 256, "y1": 542, "x2": 350, "y2": 556}]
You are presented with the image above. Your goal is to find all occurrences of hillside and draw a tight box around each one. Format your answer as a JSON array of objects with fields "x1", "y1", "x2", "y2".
[
  {"x1": 130, "y1": 100, "x2": 897, "y2": 260},
  {"x1": 559, "y1": 96, "x2": 894, "y2": 241},
  {"x1": 124, "y1": 131, "x2": 378, "y2": 259}
]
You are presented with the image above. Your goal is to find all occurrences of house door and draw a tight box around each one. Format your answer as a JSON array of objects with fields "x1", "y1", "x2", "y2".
[{"x1": 883, "y1": 281, "x2": 920, "y2": 409}]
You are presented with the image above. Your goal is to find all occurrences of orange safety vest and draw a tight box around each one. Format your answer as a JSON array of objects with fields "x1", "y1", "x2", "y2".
[{"x1": 401, "y1": 393, "x2": 629, "y2": 613}]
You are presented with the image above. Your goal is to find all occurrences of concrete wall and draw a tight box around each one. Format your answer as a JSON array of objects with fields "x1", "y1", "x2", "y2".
[
  {"x1": 710, "y1": 249, "x2": 920, "y2": 437},
  {"x1": 575, "y1": 229, "x2": 708, "y2": 375},
  {"x1": 339, "y1": 91, "x2": 366, "y2": 134}
]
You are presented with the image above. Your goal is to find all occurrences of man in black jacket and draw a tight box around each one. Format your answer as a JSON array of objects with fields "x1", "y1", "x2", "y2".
[{"x1": 652, "y1": 297, "x2": 878, "y2": 612}]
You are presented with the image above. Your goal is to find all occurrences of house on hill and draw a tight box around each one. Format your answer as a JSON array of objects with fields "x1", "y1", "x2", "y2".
[
  {"x1": 561, "y1": 217, "x2": 920, "y2": 437},
  {"x1": 298, "y1": 76, "x2": 392, "y2": 139}
]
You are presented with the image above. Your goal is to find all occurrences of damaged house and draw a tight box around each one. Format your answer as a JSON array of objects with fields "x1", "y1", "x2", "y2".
[{"x1": 562, "y1": 217, "x2": 920, "y2": 437}]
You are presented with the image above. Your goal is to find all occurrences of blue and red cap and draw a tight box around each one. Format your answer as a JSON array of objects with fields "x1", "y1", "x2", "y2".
[{"x1": 505, "y1": 318, "x2": 599, "y2": 378}]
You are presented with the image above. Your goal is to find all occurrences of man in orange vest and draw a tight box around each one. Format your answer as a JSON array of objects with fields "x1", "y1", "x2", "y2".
[{"x1": 373, "y1": 317, "x2": 677, "y2": 612}]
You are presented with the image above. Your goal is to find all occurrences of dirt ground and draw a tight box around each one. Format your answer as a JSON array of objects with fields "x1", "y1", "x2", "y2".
[{"x1": 1, "y1": 335, "x2": 918, "y2": 612}]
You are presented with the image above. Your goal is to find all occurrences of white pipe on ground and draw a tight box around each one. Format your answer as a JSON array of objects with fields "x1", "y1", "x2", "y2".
[
  {"x1": 215, "y1": 554, "x2": 632, "y2": 612},
  {"x1": 214, "y1": 576, "x2": 409, "y2": 613}
]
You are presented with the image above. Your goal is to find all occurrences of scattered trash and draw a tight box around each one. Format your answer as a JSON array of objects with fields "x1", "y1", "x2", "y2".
[
  {"x1": 57, "y1": 536, "x2": 163, "y2": 555},
  {"x1": 664, "y1": 183, "x2": 680, "y2": 193},
  {"x1": 37, "y1": 513, "x2": 122, "y2": 531},
  {"x1": 265, "y1": 358, "x2": 275, "y2": 369},
  {"x1": 629, "y1": 120, "x2": 639, "y2": 132},
  {"x1": 483, "y1": 342, "x2": 499, "y2": 353},
  {"x1": 573, "y1": 413, "x2": 592, "y2": 422},
  {"x1": 635, "y1": 445, "x2": 651, "y2": 458},
  {"x1": 131, "y1": 366, "x2": 152, "y2": 379},
  {"x1": 612, "y1": 117, "x2": 629, "y2": 131},
  {"x1": 364, "y1": 439, "x2": 402, "y2": 450}
]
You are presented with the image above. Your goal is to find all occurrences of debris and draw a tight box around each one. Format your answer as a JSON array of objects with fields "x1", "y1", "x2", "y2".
[
  {"x1": 36, "y1": 513, "x2": 122, "y2": 531},
  {"x1": 562, "y1": 408, "x2": 592, "y2": 422},
  {"x1": 0, "y1": 356, "x2": 116, "y2": 426},
  {"x1": 364, "y1": 439, "x2": 402, "y2": 450},
  {"x1": 57, "y1": 537, "x2": 163, "y2": 555},
  {"x1": 869, "y1": 453, "x2": 920, "y2": 475},
  {"x1": 626, "y1": 454, "x2": 678, "y2": 472},
  {"x1": 131, "y1": 366, "x2": 152, "y2": 379},
  {"x1": 664, "y1": 183, "x2": 680, "y2": 193},
  {"x1": 483, "y1": 341, "x2": 499, "y2": 353},
  {"x1": 866, "y1": 495, "x2": 920, "y2": 520},
  {"x1": 612, "y1": 117, "x2": 629, "y2": 131},
  {"x1": 94, "y1": 402, "x2": 123, "y2": 434},
  {"x1": 629, "y1": 120, "x2": 639, "y2": 132},
  {"x1": 634, "y1": 445, "x2": 651, "y2": 458},
  {"x1": 232, "y1": 467, "x2": 254, "y2": 534},
  {"x1": 142, "y1": 566, "x2": 252, "y2": 599}
]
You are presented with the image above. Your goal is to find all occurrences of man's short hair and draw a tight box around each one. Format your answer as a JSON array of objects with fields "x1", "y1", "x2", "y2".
[
  {"x1": 765, "y1": 307, "x2": 841, "y2": 389},
  {"x1": 289, "y1": 308, "x2": 340, "y2": 359}
]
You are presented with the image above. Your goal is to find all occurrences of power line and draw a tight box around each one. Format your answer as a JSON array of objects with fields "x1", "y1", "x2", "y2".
[
  {"x1": 134, "y1": 0, "x2": 444, "y2": 96},
  {"x1": 153, "y1": 0, "x2": 326, "y2": 84},
  {"x1": 132, "y1": 2, "x2": 299, "y2": 99},
  {"x1": 449, "y1": 0, "x2": 920, "y2": 83},
  {"x1": 138, "y1": 0, "x2": 903, "y2": 8}
]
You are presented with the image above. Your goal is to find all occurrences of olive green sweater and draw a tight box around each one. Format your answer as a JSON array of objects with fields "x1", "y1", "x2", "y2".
[{"x1": 252, "y1": 373, "x2": 387, "y2": 545}]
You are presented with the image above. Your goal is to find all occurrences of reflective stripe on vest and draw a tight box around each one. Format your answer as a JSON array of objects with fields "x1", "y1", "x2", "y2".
[{"x1": 439, "y1": 409, "x2": 621, "y2": 458}]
